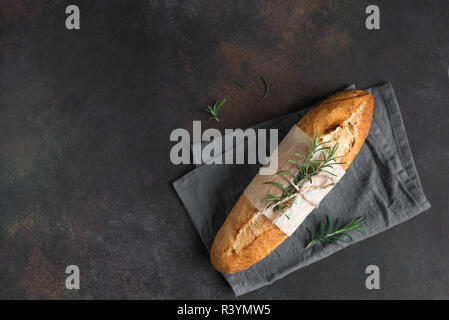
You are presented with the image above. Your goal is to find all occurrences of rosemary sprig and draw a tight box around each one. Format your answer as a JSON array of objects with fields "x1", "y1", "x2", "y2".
[
  {"x1": 204, "y1": 98, "x2": 226, "y2": 122},
  {"x1": 306, "y1": 216, "x2": 368, "y2": 249},
  {"x1": 263, "y1": 130, "x2": 345, "y2": 215},
  {"x1": 261, "y1": 76, "x2": 269, "y2": 98},
  {"x1": 233, "y1": 79, "x2": 248, "y2": 89}
]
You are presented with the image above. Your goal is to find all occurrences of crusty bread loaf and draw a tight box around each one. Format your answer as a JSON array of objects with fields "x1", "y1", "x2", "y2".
[{"x1": 210, "y1": 90, "x2": 374, "y2": 274}]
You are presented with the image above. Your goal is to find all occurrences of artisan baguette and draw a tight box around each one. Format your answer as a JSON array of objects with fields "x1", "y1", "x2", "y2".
[{"x1": 210, "y1": 89, "x2": 374, "y2": 274}]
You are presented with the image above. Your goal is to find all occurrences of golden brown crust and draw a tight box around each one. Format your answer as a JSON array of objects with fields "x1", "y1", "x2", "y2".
[
  {"x1": 210, "y1": 195, "x2": 288, "y2": 274},
  {"x1": 210, "y1": 90, "x2": 374, "y2": 274},
  {"x1": 297, "y1": 90, "x2": 374, "y2": 170}
]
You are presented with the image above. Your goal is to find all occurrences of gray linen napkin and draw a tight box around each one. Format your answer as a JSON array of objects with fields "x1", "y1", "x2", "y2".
[{"x1": 173, "y1": 83, "x2": 431, "y2": 296}]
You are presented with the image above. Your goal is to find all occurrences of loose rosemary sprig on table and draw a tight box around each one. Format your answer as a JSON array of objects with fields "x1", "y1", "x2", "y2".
[
  {"x1": 306, "y1": 216, "x2": 368, "y2": 249},
  {"x1": 204, "y1": 98, "x2": 226, "y2": 122},
  {"x1": 262, "y1": 131, "x2": 345, "y2": 217}
]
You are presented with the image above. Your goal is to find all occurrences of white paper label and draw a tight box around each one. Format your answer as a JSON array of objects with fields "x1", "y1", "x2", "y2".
[{"x1": 243, "y1": 125, "x2": 345, "y2": 236}]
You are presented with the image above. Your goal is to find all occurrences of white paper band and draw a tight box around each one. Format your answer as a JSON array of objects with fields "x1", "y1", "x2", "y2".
[{"x1": 243, "y1": 125, "x2": 345, "y2": 236}]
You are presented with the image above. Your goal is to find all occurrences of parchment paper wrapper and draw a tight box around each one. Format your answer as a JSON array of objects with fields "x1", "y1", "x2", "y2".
[{"x1": 243, "y1": 125, "x2": 345, "y2": 236}]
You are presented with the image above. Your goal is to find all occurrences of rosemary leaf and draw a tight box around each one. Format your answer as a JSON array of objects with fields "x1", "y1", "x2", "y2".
[
  {"x1": 264, "y1": 195, "x2": 281, "y2": 201},
  {"x1": 276, "y1": 170, "x2": 295, "y2": 177},
  {"x1": 263, "y1": 181, "x2": 286, "y2": 190},
  {"x1": 215, "y1": 98, "x2": 227, "y2": 112},
  {"x1": 233, "y1": 80, "x2": 248, "y2": 89},
  {"x1": 261, "y1": 76, "x2": 269, "y2": 98}
]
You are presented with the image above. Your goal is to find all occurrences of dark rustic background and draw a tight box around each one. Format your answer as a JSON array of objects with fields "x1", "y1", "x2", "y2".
[{"x1": 0, "y1": 0, "x2": 448, "y2": 299}]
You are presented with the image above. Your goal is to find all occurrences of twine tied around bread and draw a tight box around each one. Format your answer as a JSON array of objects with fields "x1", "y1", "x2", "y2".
[
  {"x1": 294, "y1": 174, "x2": 336, "y2": 208},
  {"x1": 257, "y1": 173, "x2": 336, "y2": 220}
]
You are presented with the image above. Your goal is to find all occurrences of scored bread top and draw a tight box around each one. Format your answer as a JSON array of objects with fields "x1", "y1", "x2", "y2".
[
  {"x1": 210, "y1": 90, "x2": 374, "y2": 274},
  {"x1": 298, "y1": 90, "x2": 374, "y2": 170}
]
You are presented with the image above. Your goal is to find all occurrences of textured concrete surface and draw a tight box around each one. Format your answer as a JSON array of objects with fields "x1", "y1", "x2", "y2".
[{"x1": 0, "y1": 0, "x2": 448, "y2": 299}]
